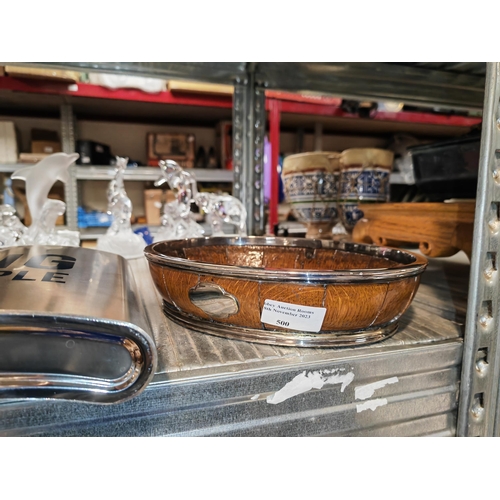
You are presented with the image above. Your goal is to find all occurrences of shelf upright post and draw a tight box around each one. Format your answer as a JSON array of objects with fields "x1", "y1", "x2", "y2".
[
  {"x1": 232, "y1": 67, "x2": 266, "y2": 236},
  {"x1": 268, "y1": 99, "x2": 281, "y2": 233},
  {"x1": 458, "y1": 62, "x2": 500, "y2": 436},
  {"x1": 60, "y1": 103, "x2": 78, "y2": 231},
  {"x1": 232, "y1": 79, "x2": 245, "y2": 209}
]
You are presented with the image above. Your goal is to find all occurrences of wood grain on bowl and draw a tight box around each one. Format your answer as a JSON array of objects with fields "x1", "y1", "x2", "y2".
[{"x1": 145, "y1": 237, "x2": 427, "y2": 348}]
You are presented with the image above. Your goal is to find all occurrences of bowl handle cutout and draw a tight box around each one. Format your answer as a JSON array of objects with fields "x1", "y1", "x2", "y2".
[{"x1": 188, "y1": 282, "x2": 240, "y2": 319}]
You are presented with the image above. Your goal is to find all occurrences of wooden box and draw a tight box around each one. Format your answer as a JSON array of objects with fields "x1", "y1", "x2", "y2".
[
  {"x1": 18, "y1": 153, "x2": 51, "y2": 163},
  {"x1": 31, "y1": 128, "x2": 61, "y2": 155},
  {"x1": 31, "y1": 140, "x2": 61, "y2": 154},
  {"x1": 147, "y1": 133, "x2": 195, "y2": 168}
]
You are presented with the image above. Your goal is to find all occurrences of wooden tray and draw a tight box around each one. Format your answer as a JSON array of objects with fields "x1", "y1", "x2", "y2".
[{"x1": 352, "y1": 202, "x2": 475, "y2": 259}]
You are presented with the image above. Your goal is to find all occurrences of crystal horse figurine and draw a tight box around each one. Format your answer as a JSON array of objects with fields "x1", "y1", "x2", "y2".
[
  {"x1": 153, "y1": 159, "x2": 205, "y2": 241},
  {"x1": 194, "y1": 192, "x2": 247, "y2": 236},
  {"x1": 153, "y1": 159, "x2": 247, "y2": 241}
]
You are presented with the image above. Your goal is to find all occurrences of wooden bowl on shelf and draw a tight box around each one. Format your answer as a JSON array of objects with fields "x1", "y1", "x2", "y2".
[{"x1": 145, "y1": 237, "x2": 427, "y2": 347}]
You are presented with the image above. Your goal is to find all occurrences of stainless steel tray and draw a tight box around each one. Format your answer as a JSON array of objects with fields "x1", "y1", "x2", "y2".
[{"x1": 0, "y1": 245, "x2": 157, "y2": 404}]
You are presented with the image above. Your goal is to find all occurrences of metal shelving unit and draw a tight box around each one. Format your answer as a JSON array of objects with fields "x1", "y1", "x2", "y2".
[
  {"x1": 2, "y1": 67, "x2": 482, "y2": 232},
  {"x1": 1, "y1": 62, "x2": 498, "y2": 437},
  {"x1": 1, "y1": 68, "x2": 482, "y2": 234},
  {"x1": 74, "y1": 166, "x2": 233, "y2": 183},
  {"x1": 458, "y1": 63, "x2": 500, "y2": 436},
  {"x1": 0, "y1": 164, "x2": 233, "y2": 185},
  {"x1": 0, "y1": 76, "x2": 236, "y2": 233}
]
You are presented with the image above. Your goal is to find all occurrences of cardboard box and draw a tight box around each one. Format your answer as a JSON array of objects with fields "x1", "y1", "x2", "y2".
[
  {"x1": 31, "y1": 140, "x2": 61, "y2": 154},
  {"x1": 147, "y1": 133, "x2": 195, "y2": 168},
  {"x1": 18, "y1": 152, "x2": 50, "y2": 163},
  {"x1": 5, "y1": 66, "x2": 80, "y2": 83},
  {"x1": 0, "y1": 121, "x2": 18, "y2": 163},
  {"x1": 144, "y1": 189, "x2": 162, "y2": 225},
  {"x1": 31, "y1": 129, "x2": 61, "y2": 154},
  {"x1": 144, "y1": 189, "x2": 176, "y2": 225}
]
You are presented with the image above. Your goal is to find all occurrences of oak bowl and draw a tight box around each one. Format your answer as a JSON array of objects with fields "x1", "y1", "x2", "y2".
[{"x1": 145, "y1": 237, "x2": 427, "y2": 347}]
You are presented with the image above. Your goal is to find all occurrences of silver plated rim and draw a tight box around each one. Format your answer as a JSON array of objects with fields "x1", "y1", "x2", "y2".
[
  {"x1": 162, "y1": 301, "x2": 399, "y2": 348},
  {"x1": 145, "y1": 236, "x2": 428, "y2": 284}
]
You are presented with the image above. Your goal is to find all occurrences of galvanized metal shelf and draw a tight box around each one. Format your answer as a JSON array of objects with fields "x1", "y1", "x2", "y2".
[
  {"x1": 75, "y1": 166, "x2": 233, "y2": 183},
  {"x1": 0, "y1": 254, "x2": 467, "y2": 436},
  {"x1": 78, "y1": 221, "x2": 233, "y2": 241},
  {"x1": 0, "y1": 163, "x2": 30, "y2": 173},
  {"x1": 10, "y1": 62, "x2": 486, "y2": 111}
]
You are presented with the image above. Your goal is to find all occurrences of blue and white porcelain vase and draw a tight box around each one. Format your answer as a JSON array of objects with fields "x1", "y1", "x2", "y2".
[
  {"x1": 282, "y1": 151, "x2": 340, "y2": 238},
  {"x1": 338, "y1": 148, "x2": 394, "y2": 231}
]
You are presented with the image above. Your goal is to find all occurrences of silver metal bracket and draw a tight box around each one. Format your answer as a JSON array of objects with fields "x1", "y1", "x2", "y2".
[
  {"x1": 60, "y1": 103, "x2": 78, "y2": 231},
  {"x1": 458, "y1": 62, "x2": 500, "y2": 436},
  {"x1": 232, "y1": 72, "x2": 267, "y2": 236}
]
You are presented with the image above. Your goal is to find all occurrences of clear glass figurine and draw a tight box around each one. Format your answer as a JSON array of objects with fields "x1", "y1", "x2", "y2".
[
  {"x1": 97, "y1": 157, "x2": 146, "y2": 259},
  {"x1": 195, "y1": 192, "x2": 247, "y2": 236},
  {"x1": 153, "y1": 159, "x2": 247, "y2": 240},
  {"x1": 3, "y1": 152, "x2": 80, "y2": 247},
  {"x1": 28, "y1": 199, "x2": 80, "y2": 246},
  {"x1": 153, "y1": 159, "x2": 205, "y2": 241},
  {"x1": 0, "y1": 204, "x2": 28, "y2": 247}
]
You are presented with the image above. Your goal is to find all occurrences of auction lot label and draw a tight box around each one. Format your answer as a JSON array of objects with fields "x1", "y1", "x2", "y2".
[{"x1": 261, "y1": 299, "x2": 326, "y2": 333}]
